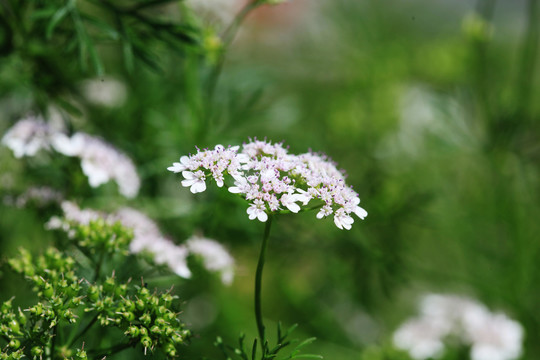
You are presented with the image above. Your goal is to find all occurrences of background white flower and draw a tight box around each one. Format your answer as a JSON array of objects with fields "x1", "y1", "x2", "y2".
[
  {"x1": 1, "y1": 115, "x2": 57, "y2": 158},
  {"x1": 53, "y1": 132, "x2": 140, "y2": 198},
  {"x1": 393, "y1": 293, "x2": 524, "y2": 360}
]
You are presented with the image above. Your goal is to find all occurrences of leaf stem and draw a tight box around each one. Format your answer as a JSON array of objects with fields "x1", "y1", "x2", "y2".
[{"x1": 255, "y1": 214, "x2": 273, "y2": 349}]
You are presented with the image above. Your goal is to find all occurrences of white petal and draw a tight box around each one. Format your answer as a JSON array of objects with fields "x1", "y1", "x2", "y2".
[
  {"x1": 334, "y1": 216, "x2": 344, "y2": 230},
  {"x1": 182, "y1": 170, "x2": 195, "y2": 179},
  {"x1": 181, "y1": 179, "x2": 196, "y2": 188},
  {"x1": 257, "y1": 211, "x2": 268, "y2": 222},
  {"x1": 191, "y1": 181, "x2": 207, "y2": 193},
  {"x1": 286, "y1": 202, "x2": 301, "y2": 213},
  {"x1": 81, "y1": 160, "x2": 110, "y2": 187},
  {"x1": 167, "y1": 162, "x2": 184, "y2": 173},
  {"x1": 354, "y1": 206, "x2": 368, "y2": 220}
]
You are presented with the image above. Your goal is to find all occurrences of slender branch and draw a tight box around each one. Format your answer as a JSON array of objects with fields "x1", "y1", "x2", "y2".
[
  {"x1": 68, "y1": 313, "x2": 99, "y2": 347},
  {"x1": 50, "y1": 325, "x2": 58, "y2": 360},
  {"x1": 255, "y1": 214, "x2": 273, "y2": 349},
  {"x1": 201, "y1": 0, "x2": 262, "y2": 140},
  {"x1": 89, "y1": 340, "x2": 136, "y2": 358},
  {"x1": 93, "y1": 249, "x2": 106, "y2": 282}
]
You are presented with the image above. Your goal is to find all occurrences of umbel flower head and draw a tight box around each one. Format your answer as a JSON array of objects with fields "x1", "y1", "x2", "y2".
[
  {"x1": 53, "y1": 132, "x2": 140, "y2": 198},
  {"x1": 1, "y1": 115, "x2": 56, "y2": 158},
  {"x1": 47, "y1": 202, "x2": 235, "y2": 284},
  {"x1": 1, "y1": 116, "x2": 140, "y2": 199},
  {"x1": 168, "y1": 139, "x2": 367, "y2": 230}
]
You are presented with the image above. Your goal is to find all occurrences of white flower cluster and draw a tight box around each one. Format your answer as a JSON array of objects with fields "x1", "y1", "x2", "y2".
[
  {"x1": 393, "y1": 294, "x2": 524, "y2": 360},
  {"x1": 53, "y1": 133, "x2": 140, "y2": 198},
  {"x1": 1, "y1": 115, "x2": 55, "y2": 158},
  {"x1": 168, "y1": 140, "x2": 367, "y2": 229},
  {"x1": 1, "y1": 117, "x2": 140, "y2": 198},
  {"x1": 47, "y1": 202, "x2": 235, "y2": 284},
  {"x1": 4, "y1": 186, "x2": 64, "y2": 208}
]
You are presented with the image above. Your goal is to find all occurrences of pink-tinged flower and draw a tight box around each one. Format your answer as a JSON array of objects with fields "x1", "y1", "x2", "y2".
[
  {"x1": 181, "y1": 170, "x2": 207, "y2": 193},
  {"x1": 228, "y1": 177, "x2": 250, "y2": 194},
  {"x1": 316, "y1": 205, "x2": 333, "y2": 219},
  {"x1": 167, "y1": 155, "x2": 194, "y2": 173},
  {"x1": 169, "y1": 139, "x2": 368, "y2": 229},
  {"x1": 247, "y1": 199, "x2": 268, "y2": 222}
]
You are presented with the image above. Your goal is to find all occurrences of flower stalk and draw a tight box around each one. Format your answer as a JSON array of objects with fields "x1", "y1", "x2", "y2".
[{"x1": 255, "y1": 214, "x2": 273, "y2": 346}]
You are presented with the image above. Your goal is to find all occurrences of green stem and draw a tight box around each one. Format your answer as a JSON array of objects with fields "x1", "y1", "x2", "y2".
[
  {"x1": 93, "y1": 249, "x2": 106, "y2": 282},
  {"x1": 68, "y1": 313, "x2": 99, "y2": 347},
  {"x1": 255, "y1": 214, "x2": 273, "y2": 349},
  {"x1": 201, "y1": 0, "x2": 261, "y2": 141},
  {"x1": 89, "y1": 340, "x2": 135, "y2": 358}
]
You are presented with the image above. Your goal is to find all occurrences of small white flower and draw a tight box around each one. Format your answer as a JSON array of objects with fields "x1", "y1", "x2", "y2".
[
  {"x1": 181, "y1": 170, "x2": 207, "y2": 193},
  {"x1": 228, "y1": 177, "x2": 250, "y2": 194},
  {"x1": 167, "y1": 156, "x2": 193, "y2": 173},
  {"x1": 247, "y1": 199, "x2": 268, "y2": 222},
  {"x1": 316, "y1": 205, "x2": 333, "y2": 219},
  {"x1": 334, "y1": 209, "x2": 354, "y2": 230},
  {"x1": 280, "y1": 193, "x2": 302, "y2": 213}
]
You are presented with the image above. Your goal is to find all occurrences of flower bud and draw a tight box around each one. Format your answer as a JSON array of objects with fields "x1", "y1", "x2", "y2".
[{"x1": 9, "y1": 339, "x2": 20, "y2": 349}]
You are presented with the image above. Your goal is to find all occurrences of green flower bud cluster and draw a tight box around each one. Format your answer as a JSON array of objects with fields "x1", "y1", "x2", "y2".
[
  {"x1": 3, "y1": 248, "x2": 82, "y2": 358},
  {"x1": 69, "y1": 219, "x2": 133, "y2": 255},
  {"x1": 1, "y1": 218, "x2": 190, "y2": 359},
  {"x1": 85, "y1": 276, "x2": 190, "y2": 357}
]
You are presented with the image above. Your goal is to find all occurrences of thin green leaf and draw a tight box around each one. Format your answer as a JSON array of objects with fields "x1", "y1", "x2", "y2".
[
  {"x1": 251, "y1": 338, "x2": 257, "y2": 360},
  {"x1": 81, "y1": 14, "x2": 121, "y2": 41},
  {"x1": 284, "y1": 324, "x2": 298, "y2": 338},
  {"x1": 130, "y1": 0, "x2": 180, "y2": 11},
  {"x1": 46, "y1": 5, "x2": 70, "y2": 39},
  {"x1": 294, "y1": 337, "x2": 317, "y2": 349},
  {"x1": 290, "y1": 355, "x2": 323, "y2": 359},
  {"x1": 122, "y1": 39, "x2": 134, "y2": 73}
]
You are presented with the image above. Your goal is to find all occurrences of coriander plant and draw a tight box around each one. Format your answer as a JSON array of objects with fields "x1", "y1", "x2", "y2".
[{"x1": 169, "y1": 139, "x2": 368, "y2": 359}]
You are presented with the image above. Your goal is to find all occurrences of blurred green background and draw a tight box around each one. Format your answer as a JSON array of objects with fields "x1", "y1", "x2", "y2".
[{"x1": 1, "y1": 0, "x2": 539, "y2": 359}]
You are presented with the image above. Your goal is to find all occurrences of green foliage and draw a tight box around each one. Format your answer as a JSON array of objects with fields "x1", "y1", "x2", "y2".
[
  {"x1": 215, "y1": 323, "x2": 322, "y2": 360},
  {"x1": 1, "y1": 219, "x2": 190, "y2": 359},
  {"x1": 1, "y1": 0, "x2": 540, "y2": 359},
  {"x1": 0, "y1": 0, "x2": 199, "y2": 111}
]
